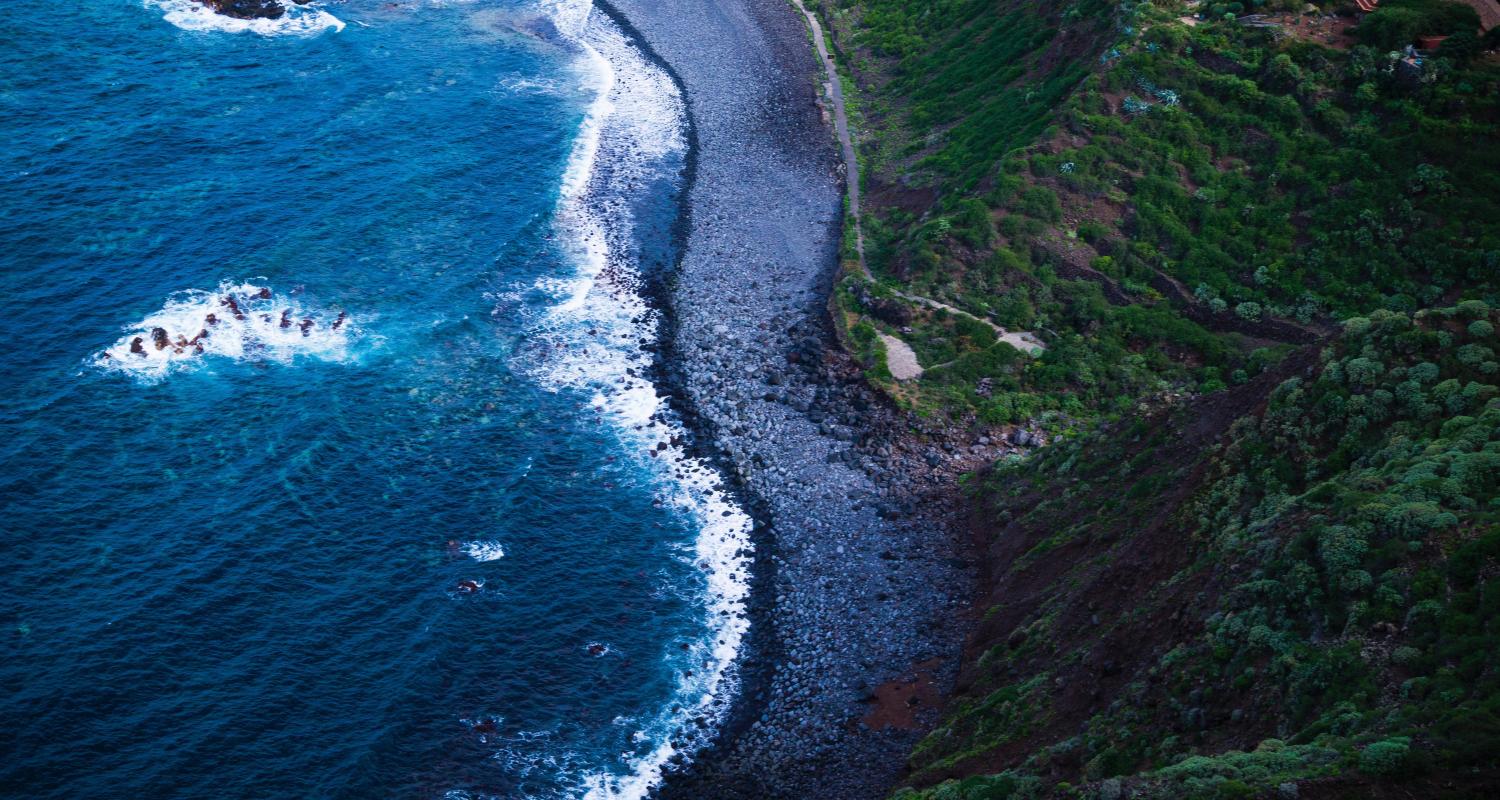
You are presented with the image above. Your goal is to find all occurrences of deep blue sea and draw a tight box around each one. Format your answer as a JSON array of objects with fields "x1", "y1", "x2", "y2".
[{"x1": 0, "y1": 2, "x2": 751, "y2": 797}]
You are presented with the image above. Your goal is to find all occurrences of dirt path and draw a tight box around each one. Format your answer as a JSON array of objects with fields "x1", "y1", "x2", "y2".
[
  {"x1": 895, "y1": 291, "x2": 1046, "y2": 354},
  {"x1": 791, "y1": 0, "x2": 867, "y2": 277}
]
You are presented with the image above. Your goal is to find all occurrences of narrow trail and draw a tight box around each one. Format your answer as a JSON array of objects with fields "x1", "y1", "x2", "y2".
[
  {"x1": 891, "y1": 291, "x2": 1046, "y2": 354},
  {"x1": 791, "y1": 0, "x2": 866, "y2": 277}
]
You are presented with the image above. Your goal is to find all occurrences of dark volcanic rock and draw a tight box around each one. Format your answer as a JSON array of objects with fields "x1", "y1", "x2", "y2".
[
  {"x1": 852, "y1": 283, "x2": 913, "y2": 327},
  {"x1": 196, "y1": 0, "x2": 309, "y2": 21}
]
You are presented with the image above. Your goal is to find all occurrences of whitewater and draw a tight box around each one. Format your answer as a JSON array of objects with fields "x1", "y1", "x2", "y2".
[
  {"x1": 0, "y1": 1, "x2": 751, "y2": 798},
  {"x1": 521, "y1": 2, "x2": 754, "y2": 796}
]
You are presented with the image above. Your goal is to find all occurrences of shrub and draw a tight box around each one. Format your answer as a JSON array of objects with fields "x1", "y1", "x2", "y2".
[
  {"x1": 952, "y1": 198, "x2": 997, "y2": 248},
  {"x1": 1017, "y1": 186, "x2": 1063, "y2": 223},
  {"x1": 1235, "y1": 302, "x2": 1264, "y2": 321},
  {"x1": 1392, "y1": 646, "x2": 1424, "y2": 666},
  {"x1": 1359, "y1": 737, "x2": 1411, "y2": 777},
  {"x1": 1456, "y1": 300, "x2": 1490, "y2": 319},
  {"x1": 1078, "y1": 220, "x2": 1109, "y2": 243}
]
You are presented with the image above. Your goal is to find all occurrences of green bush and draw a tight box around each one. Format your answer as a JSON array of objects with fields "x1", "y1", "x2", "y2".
[
  {"x1": 1018, "y1": 186, "x2": 1063, "y2": 223},
  {"x1": 1359, "y1": 737, "x2": 1411, "y2": 777}
]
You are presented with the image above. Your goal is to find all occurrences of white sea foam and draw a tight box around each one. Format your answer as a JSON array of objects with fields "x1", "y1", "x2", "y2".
[
  {"x1": 497, "y1": 76, "x2": 566, "y2": 96},
  {"x1": 489, "y1": 727, "x2": 593, "y2": 786},
  {"x1": 96, "y1": 280, "x2": 359, "y2": 381},
  {"x1": 505, "y1": 3, "x2": 755, "y2": 798},
  {"x1": 462, "y1": 540, "x2": 507, "y2": 562},
  {"x1": 144, "y1": 0, "x2": 345, "y2": 36}
]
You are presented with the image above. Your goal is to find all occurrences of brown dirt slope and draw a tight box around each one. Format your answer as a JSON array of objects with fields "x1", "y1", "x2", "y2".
[{"x1": 905, "y1": 346, "x2": 1323, "y2": 788}]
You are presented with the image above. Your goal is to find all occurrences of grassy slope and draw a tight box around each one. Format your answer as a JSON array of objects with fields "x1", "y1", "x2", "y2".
[
  {"x1": 805, "y1": 0, "x2": 1500, "y2": 796},
  {"x1": 822, "y1": 0, "x2": 1499, "y2": 426}
]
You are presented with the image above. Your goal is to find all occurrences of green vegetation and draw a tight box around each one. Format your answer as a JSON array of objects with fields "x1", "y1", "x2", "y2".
[
  {"x1": 803, "y1": 0, "x2": 1500, "y2": 796},
  {"x1": 834, "y1": 0, "x2": 1112, "y2": 186},
  {"x1": 817, "y1": 0, "x2": 1499, "y2": 428},
  {"x1": 896, "y1": 305, "x2": 1500, "y2": 797},
  {"x1": 1357, "y1": 0, "x2": 1481, "y2": 50}
]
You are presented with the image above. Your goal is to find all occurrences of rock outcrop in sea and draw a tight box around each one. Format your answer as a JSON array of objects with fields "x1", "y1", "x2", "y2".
[{"x1": 196, "y1": 0, "x2": 308, "y2": 21}]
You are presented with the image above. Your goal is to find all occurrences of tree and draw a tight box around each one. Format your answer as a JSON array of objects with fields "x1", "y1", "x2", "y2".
[{"x1": 1357, "y1": 0, "x2": 1481, "y2": 51}]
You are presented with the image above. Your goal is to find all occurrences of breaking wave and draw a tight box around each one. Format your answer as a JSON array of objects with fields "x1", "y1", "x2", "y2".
[
  {"x1": 512, "y1": 2, "x2": 754, "y2": 798},
  {"x1": 144, "y1": 0, "x2": 345, "y2": 36},
  {"x1": 96, "y1": 280, "x2": 360, "y2": 381},
  {"x1": 463, "y1": 540, "x2": 507, "y2": 562}
]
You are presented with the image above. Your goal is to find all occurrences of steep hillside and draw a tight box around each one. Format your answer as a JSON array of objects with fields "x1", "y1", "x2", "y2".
[
  {"x1": 802, "y1": 0, "x2": 1500, "y2": 797},
  {"x1": 898, "y1": 305, "x2": 1500, "y2": 798},
  {"x1": 815, "y1": 0, "x2": 1500, "y2": 427}
]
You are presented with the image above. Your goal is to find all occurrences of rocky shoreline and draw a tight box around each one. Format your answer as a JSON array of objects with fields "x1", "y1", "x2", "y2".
[{"x1": 591, "y1": 0, "x2": 1036, "y2": 796}]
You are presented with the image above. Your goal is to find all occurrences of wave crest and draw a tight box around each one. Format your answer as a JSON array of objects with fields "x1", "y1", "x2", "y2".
[
  {"x1": 511, "y1": 3, "x2": 754, "y2": 798},
  {"x1": 462, "y1": 540, "x2": 507, "y2": 562},
  {"x1": 144, "y1": 0, "x2": 346, "y2": 36},
  {"x1": 97, "y1": 281, "x2": 359, "y2": 380}
]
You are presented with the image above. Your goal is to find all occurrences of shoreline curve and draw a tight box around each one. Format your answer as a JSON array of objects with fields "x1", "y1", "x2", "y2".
[{"x1": 591, "y1": 0, "x2": 988, "y2": 797}]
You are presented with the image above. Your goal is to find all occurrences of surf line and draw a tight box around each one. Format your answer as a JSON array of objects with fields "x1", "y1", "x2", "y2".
[{"x1": 521, "y1": 2, "x2": 755, "y2": 798}]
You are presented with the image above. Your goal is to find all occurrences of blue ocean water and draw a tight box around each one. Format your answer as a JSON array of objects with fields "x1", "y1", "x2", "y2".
[{"x1": 0, "y1": 2, "x2": 750, "y2": 798}]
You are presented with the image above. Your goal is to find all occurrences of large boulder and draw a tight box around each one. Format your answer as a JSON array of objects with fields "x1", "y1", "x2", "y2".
[{"x1": 851, "y1": 284, "x2": 912, "y2": 326}]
